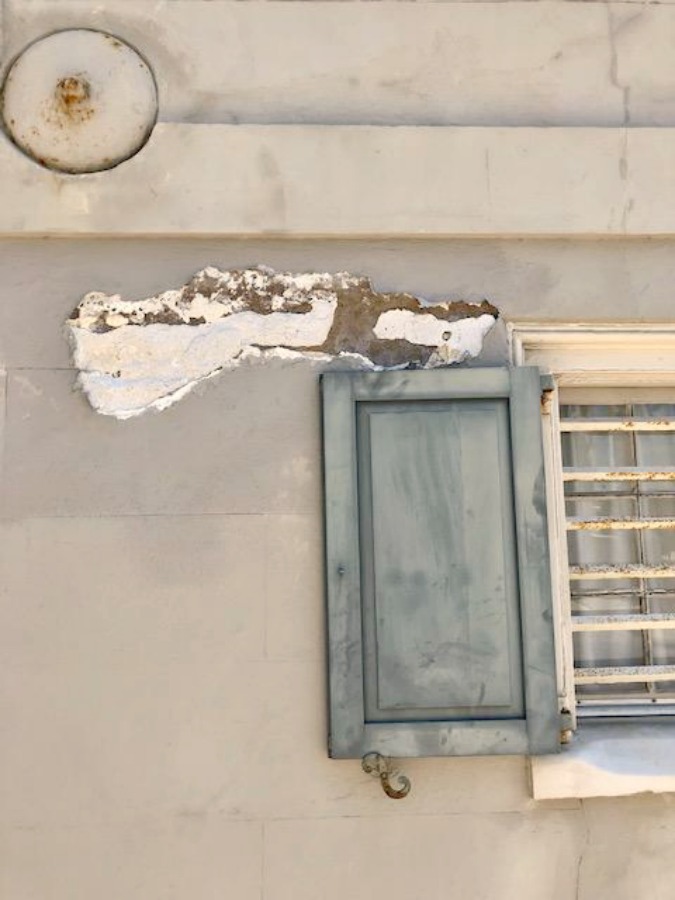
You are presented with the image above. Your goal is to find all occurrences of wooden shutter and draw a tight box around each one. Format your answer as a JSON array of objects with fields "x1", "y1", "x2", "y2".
[{"x1": 322, "y1": 367, "x2": 560, "y2": 758}]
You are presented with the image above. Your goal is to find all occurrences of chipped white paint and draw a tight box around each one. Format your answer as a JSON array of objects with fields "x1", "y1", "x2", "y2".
[
  {"x1": 1, "y1": 29, "x2": 157, "y2": 173},
  {"x1": 67, "y1": 267, "x2": 496, "y2": 418},
  {"x1": 374, "y1": 310, "x2": 496, "y2": 364}
]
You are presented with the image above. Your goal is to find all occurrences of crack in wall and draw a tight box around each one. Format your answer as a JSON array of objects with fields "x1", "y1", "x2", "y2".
[
  {"x1": 606, "y1": 5, "x2": 639, "y2": 231},
  {"x1": 67, "y1": 266, "x2": 498, "y2": 419}
]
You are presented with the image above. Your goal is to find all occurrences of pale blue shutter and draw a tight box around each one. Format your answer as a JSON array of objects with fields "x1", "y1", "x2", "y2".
[{"x1": 322, "y1": 367, "x2": 560, "y2": 758}]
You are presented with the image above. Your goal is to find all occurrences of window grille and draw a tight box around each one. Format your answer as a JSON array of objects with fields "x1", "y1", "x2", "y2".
[{"x1": 561, "y1": 403, "x2": 675, "y2": 715}]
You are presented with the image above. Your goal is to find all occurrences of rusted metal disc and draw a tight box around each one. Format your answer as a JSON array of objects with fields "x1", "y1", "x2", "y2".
[{"x1": 1, "y1": 29, "x2": 158, "y2": 173}]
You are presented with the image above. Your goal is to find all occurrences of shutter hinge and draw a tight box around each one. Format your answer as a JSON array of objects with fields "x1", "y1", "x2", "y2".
[
  {"x1": 540, "y1": 373, "x2": 556, "y2": 414},
  {"x1": 541, "y1": 389, "x2": 554, "y2": 415},
  {"x1": 559, "y1": 709, "x2": 574, "y2": 745}
]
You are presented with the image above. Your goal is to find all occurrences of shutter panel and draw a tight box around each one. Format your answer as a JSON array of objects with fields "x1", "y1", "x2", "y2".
[{"x1": 322, "y1": 367, "x2": 560, "y2": 758}]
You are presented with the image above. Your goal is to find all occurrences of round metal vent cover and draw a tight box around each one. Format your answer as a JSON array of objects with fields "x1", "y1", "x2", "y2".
[{"x1": 1, "y1": 29, "x2": 158, "y2": 173}]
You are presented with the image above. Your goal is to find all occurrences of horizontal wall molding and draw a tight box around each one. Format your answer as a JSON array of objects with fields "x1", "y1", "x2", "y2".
[
  {"x1": 2, "y1": 125, "x2": 674, "y2": 238},
  {"x1": 7, "y1": 1, "x2": 675, "y2": 128}
]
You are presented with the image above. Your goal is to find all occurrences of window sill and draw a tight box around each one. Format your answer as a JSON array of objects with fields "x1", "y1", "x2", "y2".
[{"x1": 530, "y1": 722, "x2": 675, "y2": 799}]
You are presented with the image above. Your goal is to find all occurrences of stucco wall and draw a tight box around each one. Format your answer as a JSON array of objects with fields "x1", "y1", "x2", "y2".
[
  {"x1": 3, "y1": 238, "x2": 675, "y2": 899},
  {"x1": 4, "y1": 1, "x2": 675, "y2": 898}
]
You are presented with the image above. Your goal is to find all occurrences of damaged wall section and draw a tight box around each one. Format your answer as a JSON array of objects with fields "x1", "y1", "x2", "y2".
[{"x1": 67, "y1": 267, "x2": 498, "y2": 419}]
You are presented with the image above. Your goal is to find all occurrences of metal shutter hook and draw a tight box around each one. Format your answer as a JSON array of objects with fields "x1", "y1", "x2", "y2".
[{"x1": 361, "y1": 752, "x2": 411, "y2": 799}]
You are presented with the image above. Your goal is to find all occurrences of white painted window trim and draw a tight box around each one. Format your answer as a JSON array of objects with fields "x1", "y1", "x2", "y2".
[{"x1": 511, "y1": 323, "x2": 675, "y2": 799}]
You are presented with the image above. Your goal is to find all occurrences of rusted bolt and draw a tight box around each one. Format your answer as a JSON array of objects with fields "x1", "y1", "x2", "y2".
[{"x1": 55, "y1": 75, "x2": 91, "y2": 109}]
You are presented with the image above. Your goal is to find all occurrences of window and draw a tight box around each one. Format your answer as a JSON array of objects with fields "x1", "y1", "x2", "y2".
[
  {"x1": 513, "y1": 325, "x2": 675, "y2": 799},
  {"x1": 322, "y1": 327, "x2": 675, "y2": 794},
  {"x1": 562, "y1": 399, "x2": 675, "y2": 716}
]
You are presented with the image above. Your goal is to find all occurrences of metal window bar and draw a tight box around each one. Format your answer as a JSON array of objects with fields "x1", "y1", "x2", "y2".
[
  {"x1": 572, "y1": 613, "x2": 675, "y2": 631},
  {"x1": 561, "y1": 419, "x2": 675, "y2": 432},
  {"x1": 563, "y1": 468, "x2": 675, "y2": 482},
  {"x1": 562, "y1": 405, "x2": 675, "y2": 704},
  {"x1": 568, "y1": 517, "x2": 675, "y2": 530},
  {"x1": 575, "y1": 666, "x2": 675, "y2": 685},
  {"x1": 569, "y1": 564, "x2": 675, "y2": 579}
]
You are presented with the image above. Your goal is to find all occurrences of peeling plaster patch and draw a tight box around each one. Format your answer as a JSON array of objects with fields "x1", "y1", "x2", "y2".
[
  {"x1": 374, "y1": 310, "x2": 496, "y2": 364},
  {"x1": 67, "y1": 267, "x2": 498, "y2": 418}
]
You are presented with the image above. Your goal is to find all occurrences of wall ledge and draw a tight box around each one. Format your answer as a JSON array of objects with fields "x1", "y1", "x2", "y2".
[
  {"x1": 2, "y1": 124, "x2": 674, "y2": 239},
  {"x1": 531, "y1": 722, "x2": 675, "y2": 799}
]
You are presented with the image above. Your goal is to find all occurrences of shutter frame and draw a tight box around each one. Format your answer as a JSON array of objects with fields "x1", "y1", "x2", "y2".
[
  {"x1": 510, "y1": 367, "x2": 561, "y2": 754},
  {"x1": 322, "y1": 367, "x2": 560, "y2": 758}
]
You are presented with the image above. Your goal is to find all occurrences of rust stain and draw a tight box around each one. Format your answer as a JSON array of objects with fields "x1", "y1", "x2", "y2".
[
  {"x1": 567, "y1": 516, "x2": 675, "y2": 531},
  {"x1": 564, "y1": 469, "x2": 675, "y2": 482},
  {"x1": 598, "y1": 471, "x2": 675, "y2": 481},
  {"x1": 562, "y1": 417, "x2": 675, "y2": 432},
  {"x1": 613, "y1": 419, "x2": 675, "y2": 429},
  {"x1": 569, "y1": 563, "x2": 675, "y2": 579},
  {"x1": 56, "y1": 76, "x2": 90, "y2": 108},
  {"x1": 42, "y1": 75, "x2": 95, "y2": 128},
  {"x1": 540, "y1": 388, "x2": 554, "y2": 414}
]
